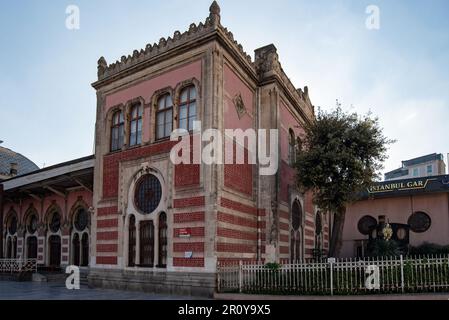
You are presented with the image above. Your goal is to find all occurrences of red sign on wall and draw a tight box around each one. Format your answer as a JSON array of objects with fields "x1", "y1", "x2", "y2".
[{"x1": 178, "y1": 228, "x2": 191, "y2": 238}]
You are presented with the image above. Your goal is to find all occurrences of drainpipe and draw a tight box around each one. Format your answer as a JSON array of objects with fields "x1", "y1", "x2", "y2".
[{"x1": 0, "y1": 184, "x2": 4, "y2": 258}]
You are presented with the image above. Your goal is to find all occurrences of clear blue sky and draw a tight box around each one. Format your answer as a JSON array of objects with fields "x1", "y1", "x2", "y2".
[{"x1": 0, "y1": 0, "x2": 448, "y2": 175}]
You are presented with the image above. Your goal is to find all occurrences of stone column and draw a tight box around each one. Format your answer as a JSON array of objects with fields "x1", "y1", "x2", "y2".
[{"x1": 61, "y1": 224, "x2": 71, "y2": 266}]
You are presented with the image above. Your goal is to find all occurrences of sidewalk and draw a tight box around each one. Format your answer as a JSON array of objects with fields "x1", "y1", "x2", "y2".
[{"x1": 214, "y1": 292, "x2": 449, "y2": 300}]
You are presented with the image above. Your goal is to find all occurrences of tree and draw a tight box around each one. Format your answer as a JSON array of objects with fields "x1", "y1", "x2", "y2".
[{"x1": 295, "y1": 106, "x2": 393, "y2": 257}]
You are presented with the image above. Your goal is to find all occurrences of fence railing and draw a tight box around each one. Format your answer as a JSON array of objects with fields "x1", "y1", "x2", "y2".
[
  {"x1": 0, "y1": 259, "x2": 38, "y2": 274},
  {"x1": 217, "y1": 255, "x2": 449, "y2": 295}
]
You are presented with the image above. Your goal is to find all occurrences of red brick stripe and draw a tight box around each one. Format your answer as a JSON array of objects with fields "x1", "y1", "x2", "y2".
[
  {"x1": 173, "y1": 242, "x2": 204, "y2": 253},
  {"x1": 97, "y1": 244, "x2": 118, "y2": 253},
  {"x1": 218, "y1": 212, "x2": 257, "y2": 229},
  {"x1": 220, "y1": 197, "x2": 257, "y2": 216},
  {"x1": 173, "y1": 258, "x2": 204, "y2": 268},
  {"x1": 96, "y1": 256, "x2": 117, "y2": 265},
  {"x1": 217, "y1": 243, "x2": 256, "y2": 253},
  {"x1": 97, "y1": 206, "x2": 118, "y2": 217},
  {"x1": 174, "y1": 212, "x2": 205, "y2": 223},
  {"x1": 217, "y1": 227, "x2": 257, "y2": 241},
  {"x1": 97, "y1": 218, "x2": 118, "y2": 229},
  {"x1": 173, "y1": 196, "x2": 205, "y2": 209},
  {"x1": 97, "y1": 231, "x2": 118, "y2": 241}
]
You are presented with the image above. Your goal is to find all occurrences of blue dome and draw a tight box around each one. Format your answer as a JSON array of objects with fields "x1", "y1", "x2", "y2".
[{"x1": 0, "y1": 146, "x2": 39, "y2": 178}]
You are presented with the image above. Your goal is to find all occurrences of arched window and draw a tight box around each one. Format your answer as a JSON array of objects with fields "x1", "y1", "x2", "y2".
[
  {"x1": 156, "y1": 94, "x2": 173, "y2": 140},
  {"x1": 128, "y1": 215, "x2": 136, "y2": 267},
  {"x1": 6, "y1": 212, "x2": 18, "y2": 259},
  {"x1": 291, "y1": 200, "x2": 303, "y2": 262},
  {"x1": 111, "y1": 110, "x2": 125, "y2": 151},
  {"x1": 292, "y1": 200, "x2": 302, "y2": 231},
  {"x1": 74, "y1": 208, "x2": 88, "y2": 232},
  {"x1": 315, "y1": 212, "x2": 323, "y2": 250},
  {"x1": 72, "y1": 233, "x2": 80, "y2": 266},
  {"x1": 179, "y1": 86, "x2": 197, "y2": 132},
  {"x1": 288, "y1": 129, "x2": 296, "y2": 166},
  {"x1": 49, "y1": 211, "x2": 61, "y2": 233},
  {"x1": 81, "y1": 233, "x2": 89, "y2": 267},
  {"x1": 158, "y1": 212, "x2": 168, "y2": 268},
  {"x1": 129, "y1": 103, "x2": 143, "y2": 146},
  {"x1": 139, "y1": 221, "x2": 154, "y2": 267}
]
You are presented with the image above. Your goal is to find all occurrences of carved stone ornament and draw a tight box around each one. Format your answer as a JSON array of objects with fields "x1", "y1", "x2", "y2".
[{"x1": 232, "y1": 93, "x2": 247, "y2": 119}]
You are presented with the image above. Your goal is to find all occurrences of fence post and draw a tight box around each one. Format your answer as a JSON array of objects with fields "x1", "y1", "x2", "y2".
[
  {"x1": 239, "y1": 260, "x2": 243, "y2": 293},
  {"x1": 329, "y1": 259, "x2": 334, "y2": 296},
  {"x1": 400, "y1": 255, "x2": 405, "y2": 293}
]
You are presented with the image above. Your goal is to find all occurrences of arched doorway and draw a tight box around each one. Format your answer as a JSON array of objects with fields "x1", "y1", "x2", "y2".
[
  {"x1": 25, "y1": 210, "x2": 39, "y2": 259},
  {"x1": 49, "y1": 235, "x2": 61, "y2": 267},
  {"x1": 27, "y1": 236, "x2": 38, "y2": 259},
  {"x1": 47, "y1": 209, "x2": 62, "y2": 267}
]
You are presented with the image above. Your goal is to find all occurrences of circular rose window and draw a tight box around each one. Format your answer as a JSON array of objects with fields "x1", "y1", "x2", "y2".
[
  {"x1": 408, "y1": 212, "x2": 431, "y2": 233},
  {"x1": 358, "y1": 215, "x2": 377, "y2": 235},
  {"x1": 134, "y1": 174, "x2": 162, "y2": 214}
]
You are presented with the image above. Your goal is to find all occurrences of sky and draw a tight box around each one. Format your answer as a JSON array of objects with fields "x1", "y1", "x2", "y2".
[{"x1": 0, "y1": 0, "x2": 448, "y2": 176}]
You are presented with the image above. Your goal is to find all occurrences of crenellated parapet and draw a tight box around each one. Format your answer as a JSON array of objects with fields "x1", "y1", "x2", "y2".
[{"x1": 95, "y1": 1, "x2": 253, "y2": 83}]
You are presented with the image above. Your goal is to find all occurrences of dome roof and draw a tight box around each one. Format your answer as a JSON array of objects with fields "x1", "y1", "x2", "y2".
[{"x1": 0, "y1": 146, "x2": 39, "y2": 178}]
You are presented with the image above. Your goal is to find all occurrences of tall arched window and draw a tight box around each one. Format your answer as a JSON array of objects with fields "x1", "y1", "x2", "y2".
[
  {"x1": 26, "y1": 211, "x2": 39, "y2": 260},
  {"x1": 179, "y1": 86, "x2": 197, "y2": 132},
  {"x1": 81, "y1": 234, "x2": 89, "y2": 267},
  {"x1": 129, "y1": 103, "x2": 143, "y2": 146},
  {"x1": 71, "y1": 207, "x2": 89, "y2": 267},
  {"x1": 72, "y1": 233, "x2": 80, "y2": 266},
  {"x1": 156, "y1": 94, "x2": 173, "y2": 140},
  {"x1": 111, "y1": 110, "x2": 125, "y2": 151},
  {"x1": 128, "y1": 215, "x2": 136, "y2": 267},
  {"x1": 6, "y1": 213, "x2": 18, "y2": 259},
  {"x1": 158, "y1": 212, "x2": 168, "y2": 268},
  {"x1": 140, "y1": 221, "x2": 154, "y2": 267},
  {"x1": 288, "y1": 129, "x2": 296, "y2": 166},
  {"x1": 291, "y1": 200, "x2": 303, "y2": 262}
]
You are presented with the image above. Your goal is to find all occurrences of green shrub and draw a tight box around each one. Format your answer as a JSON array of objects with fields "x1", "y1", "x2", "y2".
[
  {"x1": 409, "y1": 242, "x2": 449, "y2": 255},
  {"x1": 368, "y1": 239, "x2": 401, "y2": 257}
]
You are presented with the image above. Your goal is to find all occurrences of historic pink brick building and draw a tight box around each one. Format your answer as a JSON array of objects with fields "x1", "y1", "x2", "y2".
[{"x1": 1, "y1": 2, "x2": 329, "y2": 296}]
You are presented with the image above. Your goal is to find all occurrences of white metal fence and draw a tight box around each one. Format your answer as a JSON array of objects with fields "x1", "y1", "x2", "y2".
[
  {"x1": 0, "y1": 259, "x2": 38, "y2": 274},
  {"x1": 217, "y1": 255, "x2": 449, "y2": 295}
]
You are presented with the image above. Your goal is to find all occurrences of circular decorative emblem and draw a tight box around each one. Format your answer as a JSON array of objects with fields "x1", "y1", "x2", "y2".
[
  {"x1": 28, "y1": 215, "x2": 38, "y2": 234},
  {"x1": 292, "y1": 201, "x2": 302, "y2": 231},
  {"x1": 74, "y1": 208, "x2": 88, "y2": 231},
  {"x1": 49, "y1": 212, "x2": 61, "y2": 233},
  {"x1": 382, "y1": 223, "x2": 393, "y2": 241},
  {"x1": 8, "y1": 216, "x2": 17, "y2": 235},
  {"x1": 134, "y1": 174, "x2": 162, "y2": 214},
  {"x1": 358, "y1": 215, "x2": 377, "y2": 235},
  {"x1": 408, "y1": 212, "x2": 431, "y2": 233}
]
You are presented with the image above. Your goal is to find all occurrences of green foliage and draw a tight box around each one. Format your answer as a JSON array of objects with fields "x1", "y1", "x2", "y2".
[
  {"x1": 368, "y1": 239, "x2": 401, "y2": 257},
  {"x1": 265, "y1": 262, "x2": 282, "y2": 272},
  {"x1": 409, "y1": 242, "x2": 449, "y2": 255},
  {"x1": 295, "y1": 106, "x2": 394, "y2": 214}
]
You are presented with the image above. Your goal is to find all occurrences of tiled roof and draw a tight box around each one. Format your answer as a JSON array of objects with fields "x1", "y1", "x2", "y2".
[{"x1": 0, "y1": 146, "x2": 39, "y2": 178}]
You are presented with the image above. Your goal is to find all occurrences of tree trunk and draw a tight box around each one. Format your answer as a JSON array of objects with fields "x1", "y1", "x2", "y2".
[{"x1": 328, "y1": 207, "x2": 346, "y2": 258}]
